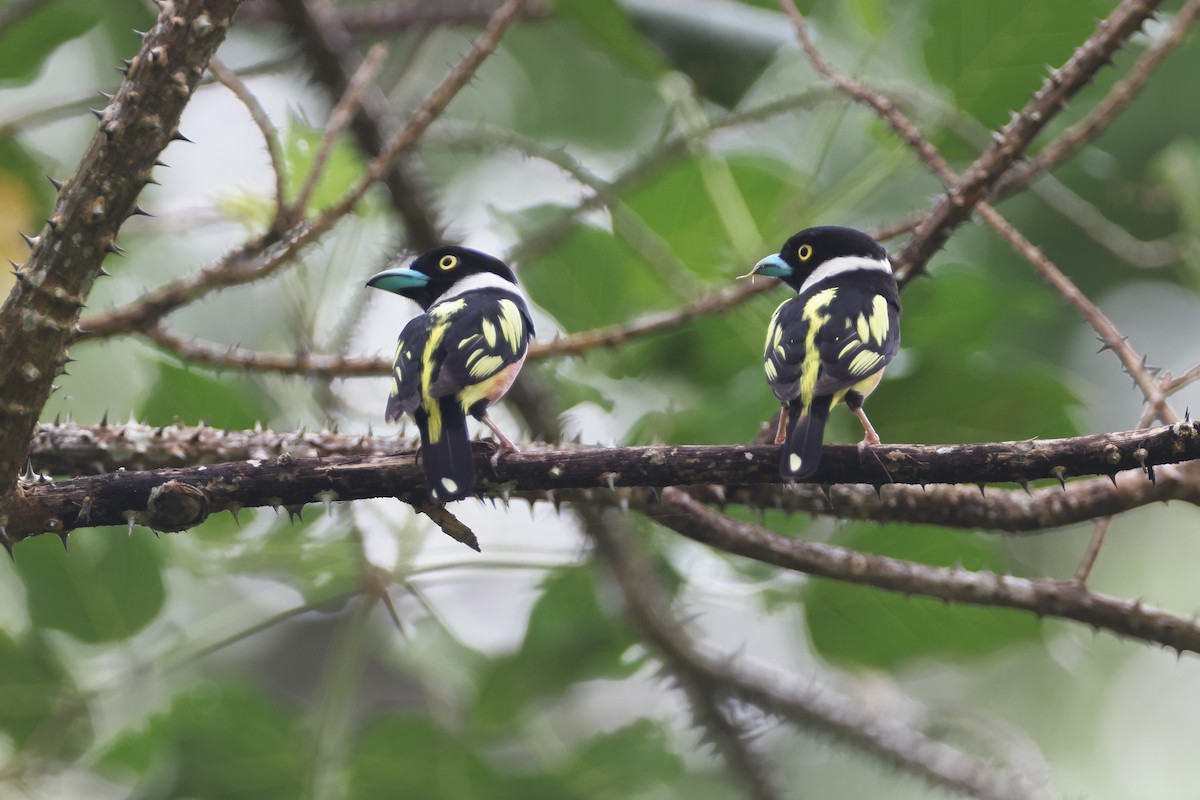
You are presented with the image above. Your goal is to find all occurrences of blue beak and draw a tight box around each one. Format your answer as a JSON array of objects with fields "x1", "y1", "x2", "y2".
[
  {"x1": 366, "y1": 266, "x2": 429, "y2": 294},
  {"x1": 750, "y1": 253, "x2": 792, "y2": 278}
]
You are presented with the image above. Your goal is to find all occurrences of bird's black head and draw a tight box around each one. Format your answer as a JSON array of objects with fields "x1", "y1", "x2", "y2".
[
  {"x1": 749, "y1": 226, "x2": 888, "y2": 292},
  {"x1": 366, "y1": 246, "x2": 518, "y2": 309}
]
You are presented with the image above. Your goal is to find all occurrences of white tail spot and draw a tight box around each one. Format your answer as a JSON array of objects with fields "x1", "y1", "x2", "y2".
[
  {"x1": 441, "y1": 478, "x2": 458, "y2": 494},
  {"x1": 789, "y1": 454, "x2": 802, "y2": 473}
]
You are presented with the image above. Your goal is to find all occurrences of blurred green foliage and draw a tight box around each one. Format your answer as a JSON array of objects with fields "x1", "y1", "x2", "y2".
[{"x1": 1, "y1": 0, "x2": 1198, "y2": 797}]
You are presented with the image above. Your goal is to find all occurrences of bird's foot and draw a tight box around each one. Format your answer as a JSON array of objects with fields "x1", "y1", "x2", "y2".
[{"x1": 489, "y1": 439, "x2": 519, "y2": 469}]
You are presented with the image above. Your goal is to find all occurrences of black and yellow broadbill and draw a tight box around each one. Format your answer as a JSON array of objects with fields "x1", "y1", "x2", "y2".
[
  {"x1": 367, "y1": 247, "x2": 534, "y2": 502},
  {"x1": 748, "y1": 226, "x2": 901, "y2": 479}
]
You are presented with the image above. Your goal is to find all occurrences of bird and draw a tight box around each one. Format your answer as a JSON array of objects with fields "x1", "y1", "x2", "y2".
[
  {"x1": 745, "y1": 226, "x2": 901, "y2": 479},
  {"x1": 366, "y1": 246, "x2": 534, "y2": 502}
]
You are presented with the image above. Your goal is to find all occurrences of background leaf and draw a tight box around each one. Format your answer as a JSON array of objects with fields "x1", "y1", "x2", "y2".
[
  {"x1": 803, "y1": 525, "x2": 1044, "y2": 669},
  {"x1": 16, "y1": 532, "x2": 165, "y2": 644}
]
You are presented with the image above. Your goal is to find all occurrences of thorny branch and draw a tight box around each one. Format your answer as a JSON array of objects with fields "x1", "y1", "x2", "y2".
[
  {"x1": 780, "y1": 0, "x2": 1178, "y2": 425},
  {"x1": 996, "y1": 0, "x2": 1200, "y2": 195},
  {"x1": 74, "y1": 0, "x2": 526, "y2": 342},
  {"x1": 646, "y1": 488, "x2": 1200, "y2": 657},
  {"x1": 594, "y1": 516, "x2": 1045, "y2": 800},
  {"x1": 11, "y1": 421, "x2": 1200, "y2": 538},
  {"x1": 274, "y1": 0, "x2": 443, "y2": 250},
  {"x1": 880, "y1": 0, "x2": 1165, "y2": 283},
  {"x1": 0, "y1": 0, "x2": 244, "y2": 533}
]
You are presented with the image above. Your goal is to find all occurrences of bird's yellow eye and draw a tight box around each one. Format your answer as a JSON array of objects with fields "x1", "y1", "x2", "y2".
[
  {"x1": 797, "y1": 244, "x2": 813, "y2": 261},
  {"x1": 439, "y1": 255, "x2": 458, "y2": 271}
]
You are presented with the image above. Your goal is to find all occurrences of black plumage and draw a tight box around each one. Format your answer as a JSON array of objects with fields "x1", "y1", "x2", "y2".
[
  {"x1": 750, "y1": 226, "x2": 901, "y2": 479},
  {"x1": 368, "y1": 247, "x2": 534, "y2": 502}
]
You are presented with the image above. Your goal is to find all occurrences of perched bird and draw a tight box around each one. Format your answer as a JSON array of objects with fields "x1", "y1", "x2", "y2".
[
  {"x1": 747, "y1": 226, "x2": 900, "y2": 479},
  {"x1": 367, "y1": 246, "x2": 534, "y2": 502}
]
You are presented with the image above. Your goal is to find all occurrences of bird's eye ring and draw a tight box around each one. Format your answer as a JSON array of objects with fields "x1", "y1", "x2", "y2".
[
  {"x1": 439, "y1": 255, "x2": 458, "y2": 271},
  {"x1": 797, "y1": 244, "x2": 813, "y2": 261}
]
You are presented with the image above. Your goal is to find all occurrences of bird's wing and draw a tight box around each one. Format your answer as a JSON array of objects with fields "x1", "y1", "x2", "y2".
[
  {"x1": 812, "y1": 287, "x2": 900, "y2": 396},
  {"x1": 385, "y1": 314, "x2": 432, "y2": 422},
  {"x1": 763, "y1": 297, "x2": 811, "y2": 403},
  {"x1": 427, "y1": 290, "x2": 533, "y2": 405}
]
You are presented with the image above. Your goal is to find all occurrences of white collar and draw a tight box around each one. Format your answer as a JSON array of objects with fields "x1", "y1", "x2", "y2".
[
  {"x1": 798, "y1": 255, "x2": 891, "y2": 294},
  {"x1": 432, "y1": 272, "x2": 526, "y2": 307}
]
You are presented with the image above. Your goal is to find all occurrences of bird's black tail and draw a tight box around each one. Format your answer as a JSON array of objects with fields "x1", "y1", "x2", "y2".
[
  {"x1": 781, "y1": 395, "x2": 831, "y2": 479},
  {"x1": 416, "y1": 398, "x2": 476, "y2": 502}
]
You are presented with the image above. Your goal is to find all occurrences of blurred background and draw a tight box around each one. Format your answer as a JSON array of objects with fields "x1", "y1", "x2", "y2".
[{"x1": 1, "y1": 0, "x2": 1199, "y2": 797}]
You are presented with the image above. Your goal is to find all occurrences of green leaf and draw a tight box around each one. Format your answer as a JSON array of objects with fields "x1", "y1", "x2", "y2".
[
  {"x1": 0, "y1": 0, "x2": 102, "y2": 82},
  {"x1": 923, "y1": 0, "x2": 1112, "y2": 126},
  {"x1": 623, "y1": 1, "x2": 780, "y2": 107},
  {"x1": 350, "y1": 716, "x2": 502, "y2": 800},
  {"x1": 473, "y1": 566, "x2": 641, "y2": 732},
  {"x1": 139, "y1": 361, "x2": 278, "y2": 429},
  {"x1": 0, "y1": 631, "x2": 87, "y2": 750},
  {"x1": 623, "y1": 155, "x2": 807, "y2": 282},
  {"x1": 553, "y1": 719, "x2": 685, "y2": 797},
  {"x1": 206, "y1": 510, "x2": 364, "y2": 603},
  {"x1": 522, "y1": 223, "x2": 667, "y2": 333},
  {"x1": 554, "y1": 0, "x2": 665, "y2": 78},
  {"x1": 803, "y1": 525, "x2": 1043, "y2": 669},
  {"x1": 499, "y1": 24, "x2": 663, "y2": 147},
  {"x1": 17, "y1": 532, "x2": 165, "y2": 644},
  {"x1": 101, "y1": 682, "x2": 306, "y2": 799},
  {"x1": 282, "y1": 114, "x2": 366, "y2": 214}
]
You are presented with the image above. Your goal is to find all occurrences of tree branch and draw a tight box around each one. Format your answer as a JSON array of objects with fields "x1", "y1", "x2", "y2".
[
  {"x1": 0, "y1": 0, "x2": 243, "y2": 534},
  {"x1": 9, "y1": 422, "x2": 1200, "y2": 538},
  {"x1": 596, "y1": 519, "x2": 1049, "y2": 799},
  {"x1": 75, "y1": 0, "x2": 525, "y2": 342},
  {"x1": 647, "y1": 488, "x2": 1200, "y2": 656},
  {"x1": 996, "y1": 0, "x2": 1200, "y2": 195},
  {"x1": 780, "y1": 1, "x2": 1177, "y2": 424},
  {"x1": 866, "y1": 0, "x2": 1165, "y2": 283},
  {"x1": 273, "y1": 0, "x2": 443, "y2": 249}
]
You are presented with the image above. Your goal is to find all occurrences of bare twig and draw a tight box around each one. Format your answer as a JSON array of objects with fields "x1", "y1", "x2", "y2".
[
  {"x1": 29, "y1": 420, "x2": 409, "y2": 475},
  {"x1": 240, "y1": 0, "x2": 550, "y2": 32},
  {"x1": 598, "y1": 518, "x2": 1048, "y2": 799},
  {"x1": 1165, "y1": 363, "x2": 1200, "y2": 395},
  {"x1": 207, "y1": 57, "x2": 289, "y2": 224},
  {"x1": 1072, "y1": 516, "x2": 1113, "y2": 585},
  {"x1": 976, "y1": 204, "x2": 1177, "y2": 425},
  {"x1": 589, "y1": 508, "x2": 786, "y2": 800},
  {"x1": 415, "y1": 502, "x2": 481, "y2": 551},
  {"x1": 27, "y1": 423, "x2": 1200, "y2": 534},
  {"x1": 77, "y1": 0, "x2": 526, "y2": 342},
  {"x1": 998, "y1": 0, "x2": 1200, "y2": 194},
  {"x1": 274, "y1": 0, "x2": 444, "y2": 250},
  {"x1": 836, "y1": 0, "x2": 1167, "y2": 283},
  {"x1": 0, "y1": 55, "x2": 295, "y2": 138},
  {"x1": 290, "y1": 42, "x2": 389, "y2": 221},
  {"x1": 780, "y1": 1, "x2": 1177, "y2": 425},
  {"x1": 647, "y1": 489, "x2": 1200, "y2": 656}
]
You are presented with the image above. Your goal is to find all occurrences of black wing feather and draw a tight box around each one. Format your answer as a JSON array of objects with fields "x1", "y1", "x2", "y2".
[
  {"x1": 386, "y1": 315, "x2": 431, "y2": 422},
  {"x1": 427, "y1": 290, "x2": 533, "y2": 402}
]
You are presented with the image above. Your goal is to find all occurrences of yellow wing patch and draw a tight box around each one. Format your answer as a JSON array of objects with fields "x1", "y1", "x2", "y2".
[
  {"x1": 429, "y1": 297, "x2": 466, "y2": 321},
  {"x1": 497, "y1": 299, "x2": 525, "y2": 352},
  {"x1": 799, "y1": 288, "x2": 837, "y2": 408},
  {"x1": 481, "y1": 318, "x2": 497, "y2": 348},
  {"x1": 848, "y1": 350, "x2": 884, "y2": 376},
  {"x1": 468, "y1": 354, "x2": 505, "y2": 379},
  {"x1": 867, "y1": 294, "x2": 889, "y2": 345}
]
